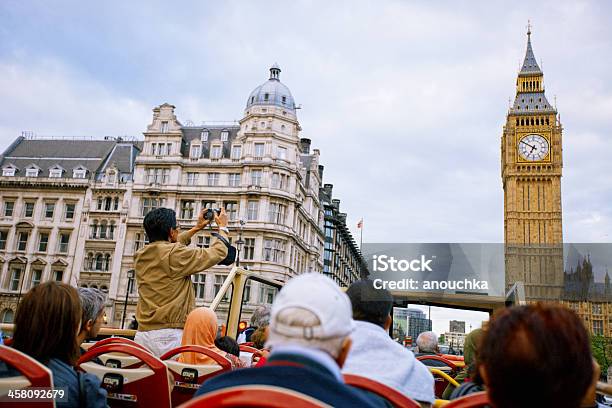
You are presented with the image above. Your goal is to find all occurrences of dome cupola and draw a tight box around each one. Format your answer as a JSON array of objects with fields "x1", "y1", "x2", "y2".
[{"x1": 246, "y1": 64, "x2": 296, "y2": 113}]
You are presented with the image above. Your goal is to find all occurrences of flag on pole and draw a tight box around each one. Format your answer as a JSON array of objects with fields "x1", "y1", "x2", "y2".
[{"x1": 357, "y1": 219, "x2": 363, "y2": 229}]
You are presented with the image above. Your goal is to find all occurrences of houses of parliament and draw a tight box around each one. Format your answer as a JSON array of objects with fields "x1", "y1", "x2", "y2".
[{"x1": 502, "y1": 26, "x2": 612, "y2": 337}]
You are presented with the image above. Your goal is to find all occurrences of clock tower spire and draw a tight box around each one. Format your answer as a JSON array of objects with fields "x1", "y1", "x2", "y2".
[{"x1": 502, "y1": 26, "x2": 564, "y2": 301}]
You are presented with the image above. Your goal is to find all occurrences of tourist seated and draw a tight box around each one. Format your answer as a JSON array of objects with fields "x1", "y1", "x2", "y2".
[
  {"x1": 443, "y1": 328, "x2": 485, "y2": 399},
  {"x1": 11, "y1": 282, "x2": 107, "y2": 408},
  {"x1": 179, "y1": 307, "x2": 244, "y2": 368},
  {"x1": 194, "y1": 273, "x2": 388, "y2": 407},
  {"x1": 479, "y1": 303, "x2": 595, "y2": 408},
  {"x1": 250, "y1": 326, "x2": 270, "y2": 366},
  {"x1": 414, "y1": 331, "x2": 447, "y2": 368},
  {"x1": 77, "y1": 287, "x2": 106, "y2": 364},
  {"x1": 134, "y1": 207, "x2": 229, "y2": 357},
  {"x1": 215, "y1": 336, "x2": 246, "y2": 368},
  {"x1": 237, "y1": 304, "x2": 271, "y2": 343},
  {"x1": 342, "y1": 280, "x2": 434, "y2": 407}
]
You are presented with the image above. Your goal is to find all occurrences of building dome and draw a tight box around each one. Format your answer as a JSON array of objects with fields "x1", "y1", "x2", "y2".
[{"x1": 246, "y1": 64, "x2": 296, "y2": 113}]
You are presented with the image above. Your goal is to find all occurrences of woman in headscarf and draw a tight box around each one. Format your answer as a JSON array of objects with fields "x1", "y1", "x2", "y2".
[
  {"x1": 442, "y1": 328, "x2": 485, "y2": 400},
  {"x1": 179, "y1": 307, "x2": 245, "y2": 368}
]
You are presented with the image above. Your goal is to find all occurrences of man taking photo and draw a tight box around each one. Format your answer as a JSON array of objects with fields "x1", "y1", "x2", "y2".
[{"x1": 134, "y1": 207, "x2": 229, "y2": 356}]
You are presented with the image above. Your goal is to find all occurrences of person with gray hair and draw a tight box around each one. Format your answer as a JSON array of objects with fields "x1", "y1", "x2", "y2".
[
  {"x1": 415, "y1": 331, "x2": 449, "y2": 368},
  {"x1": 195, "y1": 273, "x2": 386, "y2": 407},
  {"x1": 77, "y1": 287, "x2": 106, "y2": 346}
]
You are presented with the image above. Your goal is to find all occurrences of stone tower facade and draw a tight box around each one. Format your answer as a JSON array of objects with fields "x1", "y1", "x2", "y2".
[{"x1": 501, "y1": 27, "x2": 564, "y2": 301}]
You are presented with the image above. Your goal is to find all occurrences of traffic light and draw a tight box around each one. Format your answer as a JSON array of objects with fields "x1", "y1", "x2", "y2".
[{"x1": 238, "y1": 320, "x2": 248, "y2": 332}]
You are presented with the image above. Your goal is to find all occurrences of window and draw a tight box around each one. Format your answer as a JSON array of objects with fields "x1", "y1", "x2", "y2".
[
  {"x1": 38, "y1": 232, "x2": 49, "y2": 252},
  {"x1": 161, "y1": 121, "x2": 169, "y2": 133},
  {"x1": 192, "y1": 274, "x2": 206, "y2": 299},
  {"x1": 228, "y1": 173, "x2": 241, "y2": 187},
  {"x1": 277, "y1": 146, "x2": 287, "y2": 161},
  {"x1": 17, "y1": 232, "x2": 29, "y2": 251},
  {"x1": 214, "y1": 274, "x2": 224, "y2": 297},
  {"x1": 207, "y1": 173, "x2": 220, "y2": 186},
  {"x1": 247, "y1": 201, "x2": 259, "y2": 221},
  {"x1": 147, "y1": 168, "x2": 169, "y2": 185},
  {"x1": 4, "y1": 201, "x2": 14, "y2": 217},
  {"x1": 73, "y1": 169, "x2": 86, "y2": 178},
  {"x1": 259, "y1": 285, "x2": 277, "y2": 304},
  {"x1": 1, "y1": 309, "x2": 14, "y2": 323},
  {"x1": 263, "y1": 238, "x2": 286, "y2": 263},
  {"x1": 31, "y1": 269, "x2": 42, "y2": 288},
  {"x1": 58, "y1": 232, "x2": 70, "y2": 253},
  {"x1": 268, "y1": 202, "x2": 286, "y2": 224},
  {"x1": 201, "y1": 200, "x2": 215, "y2": 211},
  {"x1": 167, "y1": 143, "x2": 172, "y2": 155},
  {"x1": 0, "y1": 230, "x2": 7, "y2": 250},
  {"x1": 186, "y1": 172, "x2": 199, "y2": 185},
  {"x1": 254, "y1": 143, "x2": 265, "y2": 158},
  {"x1": 224, "y1": 202, "x2": 238, "y2": 221},
  {"x1": 64, "y1": 203, "x2": 75, "y2": 220},
  {"x1": 49, "y1": 168, "x2": 63, "y2": 178},
  {"x1": 26, "y1": 168, "x2": 39, "y2": 177},
  {"x1": 53, "y1": 270, "x2": 63, "y2": 281},
  {"x1": 10, "y1": 268, "x2": 22, "y2": 291},
  {"x1": 210, "y1": 145, "x2": 222, "y2": 159},
  {"x1": 243, "y1": 238, "x2": 255, "y2": 260},
  {"x1": 221, "y1": 130, "x2": 229, "y2": 142},
  {"x1": 243, "y1": 280, "x2": 251, "y2": 303},
  {"x1": 201, "y1": 130, "x2": 209, "y2": 142},
  {"x1": 181, "y1": 200, "x2": 195, "y2": 219},
  {"x1": 24, "y1": 202, "x2": 35, "y2": 217},
  {"x1": 251, "y1": 169, "x2": 262, "y2": 186},
  {"x1": 231, "y1": 145, "x2": 242, "y2": 160},
  {"x1": 2, "y1": 167, "x2": 15, "y2": 177},
  {"x1": 196, "y1": 235, "x2": 211, "y2": 249},
  {"x1": 593, "y1": 304, "x2": 603, "y2": 314},
  {"x1": 44, "y1": 202, "x2": 55, "y2": 219},
  {"x1": 190, "y1": 145, "x2": 201, "y2": 159},
  {"x1": 593, "y1": 319, "x2": 604, "y2": 336},
  {"x1": 134, "y1": 232, "x2": 148, "y2": 252},
  {"x1": 271, "y1": 173, "x2": 288, "y2": 190},
  {"x1": 141, "y1": 198, "x2": 165, "y2": 216}
]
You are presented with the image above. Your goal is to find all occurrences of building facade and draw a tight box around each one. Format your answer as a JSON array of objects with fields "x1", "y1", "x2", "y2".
[
  {"x1": 449, "y1": 320, "x2": 466, "y2": 334},
  {"x1": 0, "y1": 64, "x2": 364, "y2": 327},
  {"x1": 406, "y1": 308, "x2": 432, "y2": 344},
  {"x1": 320, "y1": 183, "x2": 367, "y2": 286}
]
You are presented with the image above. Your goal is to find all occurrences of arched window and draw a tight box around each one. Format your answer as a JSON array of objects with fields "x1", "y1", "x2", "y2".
[
  {"x1": 530, "y1": 118, "x2": 534, "y2": 126},
  {"x1": 97, "y1": 197, "x2": 103, "y2": 210},
  {"x1": 521, "y1": 119, "x2": 525, "y2": 126},
  {"x1": 546, "y1": 118, "x2": 550, "y2": 125},
  {"x1": 113, "y1": 197, "x2": 119, "y2": 211},
  {"x1": 91, "y1": 220, "x2": 98, "y2": 239},
  {"x1": 536, "y1": 118, "x2": 539, "y2": 125},
  {"x1": 95, "y1": 254, "x2": 103, "y2": 271},
  {"x1": 100, "y1": 285, "x2": 108, "y2": 293},
  {"x1": 1, "y1": 309, "x2": 14, "y2": 323},
  {"x1": 109, "y1": 222, "x2": 115, "y2": 240},
  {"x1": 516, "y1": 119, "x2": 519, "y2": 126},
  {"x1": 90, "y1": 284, "x2": 98, "y2": 289},
  {"x1": 86, "y1": 252, "x2": 94, "y2": 270},
  {"x1": 100, "y1": 221, "x2": 107, "y2": 239},
  {"x1": 104, "y1": 197, "x2": 112, "y2": 211},
  {"x1": 104, "y1": 254, "x2": 111, "y2": 271}
]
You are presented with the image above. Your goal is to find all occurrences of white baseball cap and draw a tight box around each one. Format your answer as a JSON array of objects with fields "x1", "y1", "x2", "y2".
[{"x1": 268, "y1": 273, "x2": 355, "y2": 342}]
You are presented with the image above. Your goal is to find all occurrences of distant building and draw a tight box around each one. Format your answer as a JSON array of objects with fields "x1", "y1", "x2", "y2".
[
  {"x1": 444, "y1": 331, "x2": 467, "y2": 351},
  {"x1": 406, "y1": 308, "x2": 432, "y2": 343},
  {"x1": 320, "y1": 183, "x2": 367, "y2": 286},
  {"x1": 449, "y1": 320, "x2": 466, "y2": 334}
]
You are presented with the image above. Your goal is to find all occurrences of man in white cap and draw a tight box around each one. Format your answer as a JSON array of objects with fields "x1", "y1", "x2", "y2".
[{"x1": 195, "y1": 273, "x2": 387, "y2": 407}]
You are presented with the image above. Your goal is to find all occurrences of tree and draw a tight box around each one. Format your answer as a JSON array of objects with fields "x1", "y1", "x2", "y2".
[
  {"x1": 591, "y1": 335, "x2": 612, "y2": 379},
  {"x1": 438, "y1": 334, "x2": 445, "y2": 344}
]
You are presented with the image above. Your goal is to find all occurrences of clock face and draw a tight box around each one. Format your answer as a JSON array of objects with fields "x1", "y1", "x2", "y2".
[{"x1": 518, "y1": 134, "x2": 549, "y2": 161}]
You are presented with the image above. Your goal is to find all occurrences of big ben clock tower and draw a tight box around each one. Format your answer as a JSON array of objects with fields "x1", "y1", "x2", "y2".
[{"x1": 502, "y1": 26, "x2": 564, "y2": 301}]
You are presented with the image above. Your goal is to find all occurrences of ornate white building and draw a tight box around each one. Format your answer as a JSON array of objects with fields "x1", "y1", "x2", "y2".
[{"x1": 0, "y1": 65, "x2": 364, "y2": 327}]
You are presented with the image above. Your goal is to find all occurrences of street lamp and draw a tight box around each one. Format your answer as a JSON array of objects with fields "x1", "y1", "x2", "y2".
[
  {"x1": 121, "y1": 269, "x2": 135, "y2": 329},
  {"x1": 235, "y1": 220, "x2": 245, "y2": 267}
]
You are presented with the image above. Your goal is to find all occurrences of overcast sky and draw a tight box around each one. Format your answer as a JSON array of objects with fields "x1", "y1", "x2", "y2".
[{"x1": 1, "y1": 0, "x2": 611, "y2": 246}]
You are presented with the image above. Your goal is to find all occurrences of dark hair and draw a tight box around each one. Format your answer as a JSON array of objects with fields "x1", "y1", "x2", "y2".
[
  {"x1": 143, "y1": 208, "x2": 176, "y2": 242},
  {"x1": 346, "y1": 280, "x2": 393, "y2": 328},
  {"x1": 479, "y1": 303, "x2": 593, "y2": 408},
  {"x1": 215, "y1": 336, "x2": 240, "y2": 357},
  {"x1": 13, "y1": 282, "x2": 82, "y2": 366}
]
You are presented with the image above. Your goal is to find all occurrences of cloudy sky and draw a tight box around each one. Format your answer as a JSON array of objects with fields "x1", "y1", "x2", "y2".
[{"x1": 1, "y1": 0, "x2": 610, "y2": 246}]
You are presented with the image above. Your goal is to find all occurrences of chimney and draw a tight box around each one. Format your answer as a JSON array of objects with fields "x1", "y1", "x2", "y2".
[
  {"x1": 318, "y1": 165, "x2": 324, "y2": 179},
  {"x1": 300, "y1": 138, "x2": 311, "y2": 154}
]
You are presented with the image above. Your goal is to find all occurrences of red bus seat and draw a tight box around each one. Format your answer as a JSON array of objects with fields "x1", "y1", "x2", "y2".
[
  {"x1": 78, "y1": 343, "x2": 171, "y2": 408},
  {"x1": 238, "y1": 345, "x2": 262, "y2": 367},
  {"x1": 88, "y1": 337, "x2": 151, "y2": 369},
  {"x1": 416, "y1": 355, "x2": 458, "y2": 371},
  {"x1": 0, "y1": 345, "x2": 54, "y2": 408},
  {"x1": 238, "y1": 345, "x2": 260, "y2": 354},
  {"x1": 343, "y1": 374, "x2": 420, "y2": 408},
  {"x1": 160, "y1": 345, "x2": 232, "y2": 407},
  {"x1": 443, "y1": 391, "x2": 490, "y2": 407},
  {"x1": 177, "y1": 385, "x2": 331, "y2": 407}
]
